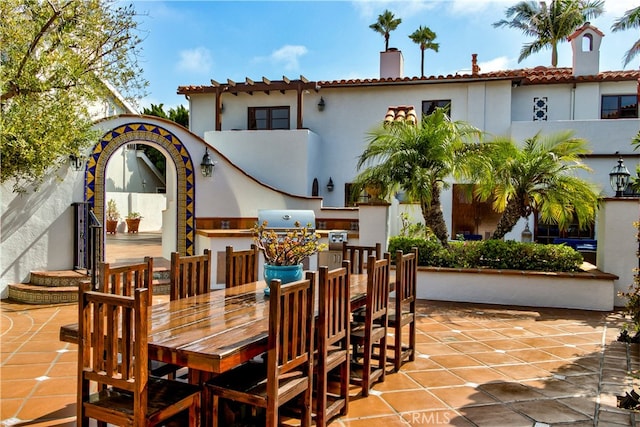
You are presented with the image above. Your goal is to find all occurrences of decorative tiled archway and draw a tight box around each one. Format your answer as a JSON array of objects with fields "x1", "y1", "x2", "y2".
[{"x1": 85, "y1": 122, "x2": 195, "y2": 256}]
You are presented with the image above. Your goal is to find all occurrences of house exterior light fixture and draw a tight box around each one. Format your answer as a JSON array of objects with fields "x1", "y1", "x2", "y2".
[
  {"x1": 69, "y1": 154, "x2": 85, "y2": 171},
  {"x1": 521, "y1": 220, "x2": 533, "y2": 243},
  {"x1": 201, "y1": 148, "x2": 215, "y2": 177},
  {"x1": 609, "y1": 154, "x2": 630, "y2": 197},
  {"x1": 327, "y1": 177, "x2": 334, "y2": 192},
  {"x1": 317, "y1": 97, "x2": 325, "y2": 111}
]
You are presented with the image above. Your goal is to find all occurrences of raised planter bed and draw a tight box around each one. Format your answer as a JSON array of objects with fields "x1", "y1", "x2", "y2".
[{"x1": 416, "y1": 266, "x2": 618, "y2": 311}]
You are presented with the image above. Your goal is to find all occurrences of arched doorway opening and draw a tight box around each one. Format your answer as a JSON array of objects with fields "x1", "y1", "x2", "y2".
[{"x1": 85, "y1": 122, "x2": 196, "y2": 261}]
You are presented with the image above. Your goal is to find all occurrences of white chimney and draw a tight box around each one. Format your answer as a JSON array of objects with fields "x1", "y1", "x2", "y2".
[
  {"x1": 380, "y1": 48, "x2": 404, "y2": 79},
  {"x1": 568, "y1": 22, "x2": 603, "y2": 76}
]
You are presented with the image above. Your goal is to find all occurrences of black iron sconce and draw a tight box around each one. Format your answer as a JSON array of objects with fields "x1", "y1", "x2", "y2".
[
  {"x1": 69, "y1": 154, "x2": 85, "y2": 171},
  {"x1": 327, "y1": 177, "x2": 334, "y2": 192},
  {"x1": 201, "y1": 148, "x2": 216, "y2": 177}
]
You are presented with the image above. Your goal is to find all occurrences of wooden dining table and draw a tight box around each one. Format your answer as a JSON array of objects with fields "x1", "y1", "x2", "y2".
[{"x1": 59, "y1": 273, "x2": 385, "y2": 376}]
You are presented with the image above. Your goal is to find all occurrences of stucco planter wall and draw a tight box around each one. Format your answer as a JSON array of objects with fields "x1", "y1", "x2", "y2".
[{"x1": 416, "y1": 267, "x2": 618, "y2": 311}]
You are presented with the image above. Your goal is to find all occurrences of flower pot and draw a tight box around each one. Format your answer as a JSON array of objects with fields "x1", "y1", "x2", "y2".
[
  {"x1": 365, "y1": 181, "x2": 384, "y2": 201},
  {"x1": 263, "y1": 263, "x2": 303, "y2": 295},
  {"x1": 106, "y1": 219, "x2": 118, "y2": 234},
  {"x1": 126, "y1": 218, "x2": 140, "y2": 233}
]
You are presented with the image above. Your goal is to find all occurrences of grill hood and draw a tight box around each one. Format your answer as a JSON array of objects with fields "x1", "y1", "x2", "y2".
[{"x1": 257, "y1": 209, "x2": 316, "y2": 230}]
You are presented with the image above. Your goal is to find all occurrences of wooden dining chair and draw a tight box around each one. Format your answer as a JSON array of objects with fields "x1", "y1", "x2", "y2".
[
  {"x1": 99, "y1": 256, "x2": 154, "y2": 303},
  {"x1": 170, "y1": 249, "x2": 212, "y2": 300},
  {"x1": 315, "y1": 261, "x2": 351, "y2": 427},
  {"x1": 157, "y1": 249, "x2": 212, "y2": 382},
  {"x1": 59, "y1": 257, "x2": 155, "y2": 345},
  {"x1": 77, "y1": 283, "x2": 201, "y2": 427},
  {"x1": 342, "y1": 242, "x2": 382, "y2": 274},
  {"x1": 225, "y1": 244, "x2": 259, "y2": 288},
  {"x1": 205, "y1": 272, "x2": 317, "y2": 427},
  {"x1": 388, "y1": 247, "x2": 418, "y2": 372},
  {"x1": 350, "y1": 252, "x2": 390, "y2": 397}
]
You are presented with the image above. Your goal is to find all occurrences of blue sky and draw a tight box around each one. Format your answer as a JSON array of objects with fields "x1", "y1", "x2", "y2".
[{"x1": 132, "y1": 0, "x2": 638, "y2": 110}]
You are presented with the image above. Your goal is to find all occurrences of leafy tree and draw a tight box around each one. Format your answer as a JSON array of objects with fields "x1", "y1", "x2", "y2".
[
  {"x1": 140, "y1": 103, "x2": 191, "y2": 174},
  {"x1": 142, "y1": 103, "x2": 169, "y2": 120},
  {"x1": 1, "y1": 0, "x2": 147, "y2": 192},
  {"x1": 611, "y1": 5, "x2": 640, "y2": 68},
  {"x1": 471, "y1": 131, "x2": 600, "y2": 240},
  {"x1": 493, "y1": 0, "x2": 604, "y2": 67},
  {"x1": 408, "y1": 25, "x2": 439, "y2": 78},
  {"x1": 142, "y1": 103, "x2": 189, "y2": 128},
  {"x1": 169, "y1": 105, "x2": 189, "y2": 128},
  {"x1": 353, "y1": 108, "x2": 482, "y2": 246},
  {"x1": 369, "y1": 9, "x2": 402, "y2": 51}
]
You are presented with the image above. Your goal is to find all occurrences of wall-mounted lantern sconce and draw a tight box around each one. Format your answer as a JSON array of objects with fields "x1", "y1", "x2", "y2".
[
  {"x1": 200, "y1": 147, "x2": 216, "y2": 177},
  {"x1": 521, "y1": 220, "x2": 533, "y2": 243},
  {"x1": 317, "y1": 97, "x2": 325, "y2": 112},
  {"x1": 220, "y1": 103, "x2": 224, "y2": 114},
  {"x1": 327, "y1": 177, "x2": 334, "y2": 192},
  {"x1": 69, "y1": 154, "x2": 85, "y2": 171},
  {"x1": 609, "y1": 154, "x2": 630, "y2": 197}
]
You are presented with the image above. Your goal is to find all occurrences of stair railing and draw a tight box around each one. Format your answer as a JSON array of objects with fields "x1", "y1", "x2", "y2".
[{"x1": 87, "y1": 209, "x2": 102, "y2": 290}]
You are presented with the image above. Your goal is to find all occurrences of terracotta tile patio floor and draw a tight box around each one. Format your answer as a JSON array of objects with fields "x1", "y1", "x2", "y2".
[{"x1": 3, "y1": 233, "x2": 640, "y2": 426}]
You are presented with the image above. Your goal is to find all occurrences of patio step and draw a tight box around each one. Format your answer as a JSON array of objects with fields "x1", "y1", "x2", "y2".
[{"x1": 7, "y1": 266, "x2": 171, "y2": 305}]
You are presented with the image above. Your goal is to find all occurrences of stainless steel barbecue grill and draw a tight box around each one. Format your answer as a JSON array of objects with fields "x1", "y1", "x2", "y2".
[{"x1": 257, "y1": 209, "x2": 316, "y2": 232}]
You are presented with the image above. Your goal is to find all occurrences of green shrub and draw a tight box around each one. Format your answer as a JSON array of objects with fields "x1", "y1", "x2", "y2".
[{"x1": 388, "y1": 236, "x2": 584, "y2": 272}]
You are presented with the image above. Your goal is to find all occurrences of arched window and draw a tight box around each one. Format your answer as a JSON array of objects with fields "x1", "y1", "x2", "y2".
[{"x1": 582, "y1": 33, "x2": 593, "y2": 52}]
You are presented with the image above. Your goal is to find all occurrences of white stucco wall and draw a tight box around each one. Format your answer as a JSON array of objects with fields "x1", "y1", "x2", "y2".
[
  {"x1": 597, "y1": 198, "x2": 639, "y2": 306},
  {"x1": 1, "y1": 166, "x2": 85, "y2": 297},
  {"x1": 205, "y1": 129, "x2": 318, "y2": 196},
  {"x1": 105, "y1": 146, "x2": 165, "y2": 193}
]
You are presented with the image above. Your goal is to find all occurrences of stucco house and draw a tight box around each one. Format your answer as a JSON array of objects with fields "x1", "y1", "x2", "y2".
[
  {"x1": 181, "y1": 23, "x2": 638, "y2": 240},
  {"x1": 1, "y1": 23, "x2": 638, "y2": 306}
]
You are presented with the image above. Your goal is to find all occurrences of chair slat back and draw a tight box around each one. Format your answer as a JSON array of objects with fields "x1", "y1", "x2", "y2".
[
  {"x1": 342, "y1": 242, "x2": 382, "y2": 274},
  {"x1": 365, "y1": 253, "x2": 391, "y2": 325},
  {"x1": 395, "y1": 247, "x2": 418, "y2": 305},
  {"x1": 99, "y1": 257, "x2": 153, "y2": 306},
  {"x1": 268, "y1": 272, "x2": 316, "y2": 381},
  {"x1": 318, "y1": 261, "x2": 350, "y2": 349},
  {"x1": 78, "y1": 283, "x2": 149, "y2": 421},
  {"x1": 170, "y1": 249, "x2": 212, "y2": 301},
  {"x1": 225, "y1": 244, "x2": 259, "y2": 288}
]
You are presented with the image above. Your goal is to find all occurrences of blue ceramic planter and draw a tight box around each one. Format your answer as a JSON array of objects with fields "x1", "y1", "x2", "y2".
[{"x1": 263, "y1": 264, "x2": 303, "y2": 295}]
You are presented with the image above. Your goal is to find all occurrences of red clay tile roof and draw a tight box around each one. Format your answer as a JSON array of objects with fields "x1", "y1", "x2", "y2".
[
  {"x1": 177, "y1": 68, "x2": 640, "y2": 95},
  {"x1": 568, "y1": 22, "x2": 605, "y2": 41},
  {"x1": 384, "y1": 106, "x2": 417, "y2": 124}
]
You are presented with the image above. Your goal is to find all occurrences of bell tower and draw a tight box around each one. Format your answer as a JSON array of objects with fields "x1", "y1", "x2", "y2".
[{"x1": 568, "y1": 22, "x2": 604, "y2": 76}]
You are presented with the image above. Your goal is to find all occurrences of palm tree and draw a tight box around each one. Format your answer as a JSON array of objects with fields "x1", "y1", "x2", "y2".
[
  {"x1": 353, "y1": 108, "x2": 482, "y2": 246},
  {"x1": 408, "y1": 26, "x2": 439, "y2": 78},
  {"x1": 369, "y1": 9, "x2": 402, "y2": 51},
  {"x1": 471, "y1": 131, "x2": 600, "y2": 240},
  {"x1": 611, "y1": 6, "x2": 640, "y2": 67},
  {"x1": 493, "y1": 0, "x2": 604, "y2": 67}
]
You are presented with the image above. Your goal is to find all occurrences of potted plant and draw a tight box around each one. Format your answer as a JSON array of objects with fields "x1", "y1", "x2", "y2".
[
  {"x1": 253, "y1": 220, "x2": 326, "y2": 294},
  {"x1": 106, "y1": 199, "x2": 120, "y2": 234},
  {"x1": 125, "y1": 212, "x2": 143, "y2": 234}
]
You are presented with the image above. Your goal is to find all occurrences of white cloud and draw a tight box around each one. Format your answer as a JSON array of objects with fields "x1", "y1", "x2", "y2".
[
  {"x1": 352, "y1": 0, "x2": 435, "y2": 19},
  {"x1": 269, "y1": 45, "x2": 308, "y2": 71},
  {"x1": 602, "y1": 0, "x2": 637, "y2": 17},
  {"x1": 448, "y1": 0, "x2": 510, "y2": 15},
  {"x1": 478, "y1": 56, "x2": 512, "y2": 72},
  {"x1": 176, "y1": 47, "x2": 213, "y2": 74}
]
